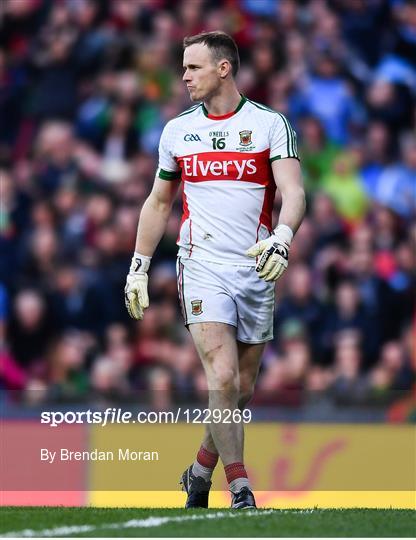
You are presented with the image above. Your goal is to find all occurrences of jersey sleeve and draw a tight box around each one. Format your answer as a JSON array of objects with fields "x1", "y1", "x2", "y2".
[
  {"x1": 157, "y1": 121, "x2": 181, "y2": 181},
  {"x1": 269, "y1": 113, "x2": 299, "y2": 162}
]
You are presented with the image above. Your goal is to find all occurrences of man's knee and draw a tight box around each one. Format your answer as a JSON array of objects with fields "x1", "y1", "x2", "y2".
[{"x1": 208, "y1": 367, "x2": 238, "y2": 395}]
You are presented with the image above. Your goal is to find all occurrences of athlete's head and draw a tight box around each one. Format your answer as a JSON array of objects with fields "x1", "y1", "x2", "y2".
[{"x1": 182, "y1": 31, "x2": 240, "y2": 102}]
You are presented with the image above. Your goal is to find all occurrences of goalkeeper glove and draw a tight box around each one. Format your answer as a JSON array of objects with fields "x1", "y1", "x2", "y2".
[
  {"x1": 124, "y1": 252, "x2": 151, "y2": 320},
  {"x1": 246, "y1": 224, "x2": 293, "y2": 282}
]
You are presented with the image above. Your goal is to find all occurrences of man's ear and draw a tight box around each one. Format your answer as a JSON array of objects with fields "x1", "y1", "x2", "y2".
[{"x1": 218, "y1": 59, "x2": 231, "y2": 79}]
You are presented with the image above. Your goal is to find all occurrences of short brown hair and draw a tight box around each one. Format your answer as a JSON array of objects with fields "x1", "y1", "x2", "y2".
[{"x1": 183, "y1": 31, "x2": 240, "y2": 77}]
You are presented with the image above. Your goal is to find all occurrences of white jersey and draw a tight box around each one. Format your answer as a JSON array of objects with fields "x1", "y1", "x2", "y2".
[{"x1": 157, "y1": 95, "x2": 299, "y2": 266}]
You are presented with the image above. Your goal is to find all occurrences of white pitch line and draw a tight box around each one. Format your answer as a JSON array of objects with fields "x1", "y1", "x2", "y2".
[{"x1": 1, "y1": 509, "x2": 279, "y2": 537}]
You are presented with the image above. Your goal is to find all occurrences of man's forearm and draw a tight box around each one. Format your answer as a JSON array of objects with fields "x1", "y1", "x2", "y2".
[
  {"x1": 126, "y1": 178, "x2": 177, "y2": 320},
  {"x1": 277, "y1": 185, "x2": 306, "y2": 235},
  {"x1": 135, "y1": 195, "x2": 171, "y2": 256}
]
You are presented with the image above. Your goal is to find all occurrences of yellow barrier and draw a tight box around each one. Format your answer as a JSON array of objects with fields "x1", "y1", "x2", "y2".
[
  {"x1": 88, "y1": 423, "x2": 416, "y2": 508},
  {"x1": 90, "y1": 490, "x2": 415, "y2": 509}
]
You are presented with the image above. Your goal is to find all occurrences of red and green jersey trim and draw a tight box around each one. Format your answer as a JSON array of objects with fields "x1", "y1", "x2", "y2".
[
  {"x1": 269, "y1": 154, "x2": 300, "y2": 162},
  {"x1": 158, "y1": 168, "x2": 181, "y2": 181},
  {"x1": 245, "y1": 98, "x2": 299, "y2": 160}
]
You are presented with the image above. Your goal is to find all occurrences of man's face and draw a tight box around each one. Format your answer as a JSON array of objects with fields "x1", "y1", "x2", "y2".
[{"x1": 183, "y1": 43, "x2": 221, "y2": 102}]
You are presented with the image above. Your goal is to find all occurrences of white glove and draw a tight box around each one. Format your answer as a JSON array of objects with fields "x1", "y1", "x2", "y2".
[
  {"x1": 246, "y1": 224, "x2": 293, "y2": 282},
  {"x1": 124, "y1": 252, "x2": 151, "y2": 320}
]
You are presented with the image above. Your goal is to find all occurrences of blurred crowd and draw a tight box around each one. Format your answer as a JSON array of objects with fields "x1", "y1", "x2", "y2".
[{"x1": 0, "y1": 0, "x2": 415, "y2": 420}]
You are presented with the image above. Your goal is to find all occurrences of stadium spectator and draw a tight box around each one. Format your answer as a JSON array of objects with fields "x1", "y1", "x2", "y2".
[
  {"x1": 372, "y1": 132, "x2": 416, "y2": 220},
  {"x1": 295, "y1": 50, "x2": 360, "y2": 145},
  {"x1": 321, "y1": 279, "x2": 379, "y2": 367},
  {"x1": 48, "y1": 261, "x2": 109, "y2": 335},
  {"x1": 348, "y1": 245, "x2": 401, "y2": 344},
  {"x1": 330, "y1": 331, "x2": 367, "y2": 405},
  {"x1": 274, "y1": 264, "x2": 324, "y2": 357},
  {"x1": 298, "y1": 116, "x2": 341, "y2": 193},
  {"x1": 322, "y1": 152, "x2": 369, "y2": 225},
  {"x1": 8, "y1": 289, "x2": 54, "y2": 378},
  {"x1": 256, "y1": 320, "x2": 310, "y2": 406},
  {"x1": 310, "y1": 192, "x2": 345, "y2": 253},
  {"x1": 365, "y1": 79, "x2": 413, "y2": 136},
  {"x1": 47, "y1": 330, "x2": 91, "y2": 401},
  {"x1": 359, "y1": 121, "x2": 393, "y2": 199}
]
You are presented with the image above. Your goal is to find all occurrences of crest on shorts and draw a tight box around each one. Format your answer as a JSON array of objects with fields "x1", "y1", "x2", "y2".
[
  {"x1": 191, "y1": 299, "x2": 203, "y2": 316},
  {"x1": 239, "y1": 130, "x2": 252, "y2": 146}
]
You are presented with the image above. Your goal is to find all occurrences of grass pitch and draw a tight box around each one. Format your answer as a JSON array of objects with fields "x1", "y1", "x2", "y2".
[{"x1": 0, "y1": 507, "x2": 415, "y2": 537}]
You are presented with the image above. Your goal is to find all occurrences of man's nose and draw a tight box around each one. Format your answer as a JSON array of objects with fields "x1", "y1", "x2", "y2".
[{"x1": 183, "y1": 70, "x2": 190, "y2": 82}]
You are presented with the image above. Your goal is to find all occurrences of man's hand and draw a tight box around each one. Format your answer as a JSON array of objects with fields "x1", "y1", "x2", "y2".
[
  {"x1": 124, "y1": 253, "x2": 151, "y2": 320},
  {"x1": 246, "y1": 224, "x2": 293, "y2": 282}
]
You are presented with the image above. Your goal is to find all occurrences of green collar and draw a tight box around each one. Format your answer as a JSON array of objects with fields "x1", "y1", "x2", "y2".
[{"x1": 202, "y1": 95, "x2": 247, "y2": 120}]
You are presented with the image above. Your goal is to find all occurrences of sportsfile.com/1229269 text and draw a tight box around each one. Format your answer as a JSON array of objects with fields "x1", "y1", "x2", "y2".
[{"x1": 40, "y1": 408, "x2": 252, "y2": 427}]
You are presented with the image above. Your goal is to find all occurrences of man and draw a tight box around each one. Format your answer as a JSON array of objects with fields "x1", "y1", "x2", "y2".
[{"x1": 125, "y1": 31, "x2": 305, "y2": 509}]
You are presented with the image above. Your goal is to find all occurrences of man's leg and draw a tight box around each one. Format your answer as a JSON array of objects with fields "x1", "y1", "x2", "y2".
[
  {"x1": 190, "y1": 322, "x2": 242, "y2": 465},
  {"x1": 183, "y1": 323, "x2": 264, "y2": 507},
  {"x1": 181, "y1": 321, "x2": 238, "y2": 507},
  {"x1": 199, "y1": 339, "x2": 265, "y2": 455}
]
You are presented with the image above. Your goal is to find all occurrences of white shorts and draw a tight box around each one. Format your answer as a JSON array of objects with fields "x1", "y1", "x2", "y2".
[{"x1": 176, "y1": 257, "x2": 275, "y2": 343}]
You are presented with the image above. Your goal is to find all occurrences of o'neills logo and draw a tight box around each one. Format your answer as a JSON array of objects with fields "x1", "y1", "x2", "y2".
[{"x1": 181, "y1": 154, "x2": 257, "y2": 180}]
